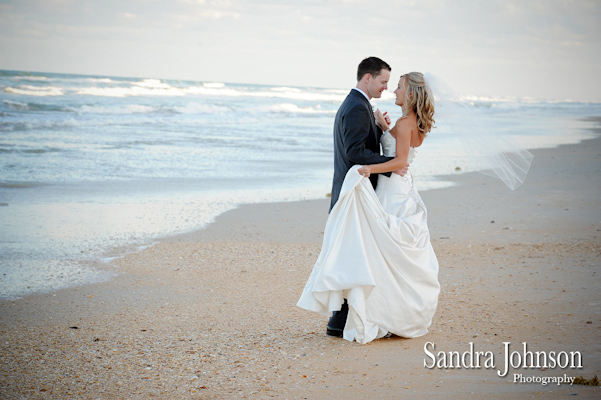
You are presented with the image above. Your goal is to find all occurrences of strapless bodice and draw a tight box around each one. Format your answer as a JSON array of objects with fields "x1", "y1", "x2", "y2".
[{"x1": 381, "y1": 131, "x2": 417, "y2": 164}]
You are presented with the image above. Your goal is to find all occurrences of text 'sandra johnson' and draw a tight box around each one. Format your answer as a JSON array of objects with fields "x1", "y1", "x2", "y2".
[{"x1": 424, "y1": 341, "x2": 582, "y2": 377}]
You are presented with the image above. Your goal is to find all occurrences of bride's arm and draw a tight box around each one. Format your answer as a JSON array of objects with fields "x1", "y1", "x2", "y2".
[{"x1": 357, "y1": 120, "x2": 411, "y2": 176}]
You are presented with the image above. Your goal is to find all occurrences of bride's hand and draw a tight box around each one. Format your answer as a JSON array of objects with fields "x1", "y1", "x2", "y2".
[
  {"x1": 383, "y1": 111, "x2": 391, "y2": 126},
  {"x1": 374, "y1": 109, "x2": 390, "y2": 131},
  {"x1": 357, "y1": 165, "x2": 371, "y2": 178},
  {"x1": 392, "y1": 163, "x2": 410, "y2": 177}
]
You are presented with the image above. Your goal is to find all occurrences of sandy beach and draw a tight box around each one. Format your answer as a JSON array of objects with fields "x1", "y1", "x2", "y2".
[{"x1": 1, "y1": 126, "x2": 600, "y2": 399}]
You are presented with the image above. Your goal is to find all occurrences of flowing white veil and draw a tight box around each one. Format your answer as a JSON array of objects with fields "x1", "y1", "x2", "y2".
[{"x1": 423, "y1": 73, "x2": 533, "y2": 190}]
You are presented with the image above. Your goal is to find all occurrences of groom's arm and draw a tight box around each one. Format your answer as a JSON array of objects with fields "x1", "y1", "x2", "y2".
[{"x1": 343, "y1": 106, "x2": 393, "y2": 166}]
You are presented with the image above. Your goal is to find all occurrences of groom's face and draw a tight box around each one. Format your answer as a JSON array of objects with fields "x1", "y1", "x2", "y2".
[{"x1": 367, "y1": 69, "x2": 390, "y2": 99}]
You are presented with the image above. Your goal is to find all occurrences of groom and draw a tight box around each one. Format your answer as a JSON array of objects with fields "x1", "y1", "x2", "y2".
[{"x1": 327, "y1": 56, "x2": 403, "y2": 337}]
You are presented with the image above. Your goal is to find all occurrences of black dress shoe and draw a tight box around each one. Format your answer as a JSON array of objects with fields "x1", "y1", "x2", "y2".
[
  {"x1": 326, "y1": 299, "x2": 348, "y2": 337},
  {"x1": 326, "y1": 326, "x2": 343, "y2": 337}
]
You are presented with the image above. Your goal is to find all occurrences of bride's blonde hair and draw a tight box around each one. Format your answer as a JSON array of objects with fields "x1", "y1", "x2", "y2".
[{"x1": 400, "y1": 72, "x2": 435, "y2": 137}]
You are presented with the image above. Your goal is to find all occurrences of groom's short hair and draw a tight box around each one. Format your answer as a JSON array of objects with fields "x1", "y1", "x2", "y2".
[{"x1": 357, "y1": 57, "x2": 391, "y2": 81}]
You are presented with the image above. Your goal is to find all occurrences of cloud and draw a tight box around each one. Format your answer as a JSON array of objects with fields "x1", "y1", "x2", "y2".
[
  {"x1": 174, "y1": 9, "x2": 241, "y2": 21},
  {"x1": 0, "y1": 0, "x2": 599, "y2": 100},
  {"x1": 119, "y1": 12, "x2": 137, "y2": 19}
]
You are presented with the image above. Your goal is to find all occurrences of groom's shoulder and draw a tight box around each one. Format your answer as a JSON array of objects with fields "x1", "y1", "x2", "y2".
[{"x1": 339, "y1": 90, "x2": 369, "y2": 113}]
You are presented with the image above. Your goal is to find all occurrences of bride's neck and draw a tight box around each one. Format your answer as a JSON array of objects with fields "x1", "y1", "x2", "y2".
[{"x1": 401, "y1": 109, "x2": 416, "y2": 119}]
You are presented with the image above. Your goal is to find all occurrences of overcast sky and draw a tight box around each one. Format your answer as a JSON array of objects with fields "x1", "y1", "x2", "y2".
[{"x1": 1, "y1": 0, "x2": 600, "y2": 101}]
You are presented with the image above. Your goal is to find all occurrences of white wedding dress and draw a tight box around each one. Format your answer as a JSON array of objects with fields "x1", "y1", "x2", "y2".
[{"x1": 297, "y1": 131, "x2": 440, "y2": 344}]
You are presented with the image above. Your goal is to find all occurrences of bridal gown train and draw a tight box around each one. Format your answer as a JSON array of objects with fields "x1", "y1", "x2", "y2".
[{"x1": 297, "y1": 131, "x2": 440, "y2": 344}]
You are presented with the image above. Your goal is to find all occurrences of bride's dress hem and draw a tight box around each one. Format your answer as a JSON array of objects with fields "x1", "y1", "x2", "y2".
[{"x1": 297, "y1": 137, "x2": 440, "y2": 345}]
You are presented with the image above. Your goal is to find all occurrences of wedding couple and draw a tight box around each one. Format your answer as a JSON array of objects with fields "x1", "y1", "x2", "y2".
[
  {"x1": 296, "y1": 57, "x2": 532, "y2": 344},
  {"x1": 297, "y1": 57, "x2": 440, "y2": 344}
]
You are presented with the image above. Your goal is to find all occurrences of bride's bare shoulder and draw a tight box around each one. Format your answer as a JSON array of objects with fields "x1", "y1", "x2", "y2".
[
  {"x1": 391, "y1": 117, "x2": 415, "y2": 141},
  {"x1": 394, "y1": 115, "x2": 417, "y2": 128}
]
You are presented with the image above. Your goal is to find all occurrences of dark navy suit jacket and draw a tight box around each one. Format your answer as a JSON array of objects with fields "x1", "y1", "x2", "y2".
[{"x1": 329, "y1": 89, "x2": 393, "y2": 211}]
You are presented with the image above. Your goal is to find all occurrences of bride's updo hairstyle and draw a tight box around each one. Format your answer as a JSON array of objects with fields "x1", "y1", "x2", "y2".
[{"x1": 400, "y1": 72, "x2": 435, "y2": 137}]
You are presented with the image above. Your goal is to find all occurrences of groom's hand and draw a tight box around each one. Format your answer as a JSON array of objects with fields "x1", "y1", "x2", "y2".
[{"x1": 393, "y1": 163, "x2": 410, "y2": 177}]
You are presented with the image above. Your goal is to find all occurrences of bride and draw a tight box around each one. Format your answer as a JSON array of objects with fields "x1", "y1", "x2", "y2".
[{"x1": 297, "y1": 72, "x2": 440, "y2": 344}]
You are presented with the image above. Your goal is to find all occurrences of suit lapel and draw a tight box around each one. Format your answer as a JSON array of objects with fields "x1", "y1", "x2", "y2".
[
  {"x1": 366, "y1": 99, "x2": 379, "y2": 144},
  {"x1": 350, "y1": 90, "x2": 378, "y2": 142},
  {"x1": 349, "y1": 89, "x2": 379, "y2": 145}
]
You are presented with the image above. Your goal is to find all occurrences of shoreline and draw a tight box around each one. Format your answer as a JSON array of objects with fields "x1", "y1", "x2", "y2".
[
  {"x1": 1, "y1": 115, "x2": 599, "y2": 301},
  {"x1": 1, "y1": 120, "x2": 599, "y2": 397},
  {"x1": 148, "y1": 116, "x2": 601, "y2": 247},
  {"x1": 171, "y1": 124, "x2": 601, "y2": 246}
]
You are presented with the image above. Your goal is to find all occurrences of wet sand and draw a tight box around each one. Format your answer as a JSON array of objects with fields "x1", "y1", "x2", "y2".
[{"x1": 1, "y1": 130, "x2": 600, "y2": 399}]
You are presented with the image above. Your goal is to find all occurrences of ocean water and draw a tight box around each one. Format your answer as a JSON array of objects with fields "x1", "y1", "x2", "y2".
[{"x1": 1, "y1": 70, "x2": 600, "y2": 299}]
